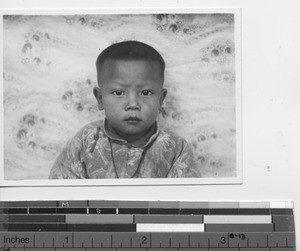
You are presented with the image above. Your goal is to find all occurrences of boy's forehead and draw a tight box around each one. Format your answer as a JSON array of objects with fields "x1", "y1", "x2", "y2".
[
  {"x1": 98, "y1": 59, "x2": 163, "y2": 84},
  {"x1": 102, "y1": 59, "x2": 160, "y2": 70}
]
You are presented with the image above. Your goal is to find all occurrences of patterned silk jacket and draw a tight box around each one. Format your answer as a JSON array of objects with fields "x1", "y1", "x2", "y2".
[{"x1": 49, "y1": 120, "x2": 200, "y2": 179}]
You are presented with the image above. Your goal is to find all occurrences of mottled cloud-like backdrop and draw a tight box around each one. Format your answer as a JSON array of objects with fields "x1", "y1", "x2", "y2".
[{"x1": 3, "y1": 13, "x2": 237, "y2": 180}]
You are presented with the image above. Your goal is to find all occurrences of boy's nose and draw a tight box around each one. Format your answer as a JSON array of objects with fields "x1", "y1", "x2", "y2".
[{"x1": 125, "y1": 94, "x2": 141, "y2": 111}]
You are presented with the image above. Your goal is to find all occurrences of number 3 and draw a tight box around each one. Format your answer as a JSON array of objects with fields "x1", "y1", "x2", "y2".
[{"x1": 221, "y1": 236, "x2": 226, "y2": 244}]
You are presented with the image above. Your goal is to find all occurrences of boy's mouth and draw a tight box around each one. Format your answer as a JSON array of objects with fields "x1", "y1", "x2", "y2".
[{"x1": 124, "y1": 116, "x2": 142, "y2": 123}]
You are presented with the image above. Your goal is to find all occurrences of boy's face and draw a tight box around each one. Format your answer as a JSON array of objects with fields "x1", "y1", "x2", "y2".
[{"x1": 94, "y1": 59, "x2": 167, "y2": 143}]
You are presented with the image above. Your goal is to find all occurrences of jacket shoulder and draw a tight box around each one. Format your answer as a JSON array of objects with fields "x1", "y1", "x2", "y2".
[{"x1": 158, "y1": 128, "x2": 188, "y2": 145}]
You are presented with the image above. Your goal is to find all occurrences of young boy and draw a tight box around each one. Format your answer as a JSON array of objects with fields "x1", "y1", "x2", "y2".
[{"x1": 49, "y1": 41, "x2": 200, "y2": 179}]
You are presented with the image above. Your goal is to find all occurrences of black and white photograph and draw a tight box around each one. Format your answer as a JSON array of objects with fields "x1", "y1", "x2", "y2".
[{"x1": 1, "y1": 9, "x2": 241, "y2": 185}]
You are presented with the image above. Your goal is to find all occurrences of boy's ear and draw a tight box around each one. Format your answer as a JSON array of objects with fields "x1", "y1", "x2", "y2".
[
  {"x1": 159, "y1": 88, "x2": 167, "y2": 106},
  {"x1": 93, "y1": 87, "x2": 104, "y2": 110}
]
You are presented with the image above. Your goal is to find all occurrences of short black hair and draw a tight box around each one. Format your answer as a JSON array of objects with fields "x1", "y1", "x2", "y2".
[{"x1": 96, "y1": 40, "x2": 165, "y2": 84}]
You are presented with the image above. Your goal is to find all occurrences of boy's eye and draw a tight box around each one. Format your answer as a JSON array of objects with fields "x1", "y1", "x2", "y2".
[
  {"x1": 141, "y1": 90, "x2": 153, "y2": 96},
  {"x1": 112, "y1": 90, "x2": 125, "y2": 96}
]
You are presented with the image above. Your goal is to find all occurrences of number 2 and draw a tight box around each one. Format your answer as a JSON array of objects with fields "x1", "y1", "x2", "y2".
[{"x1": 142, "y1": 236, "x2": 147, "y2": 244}]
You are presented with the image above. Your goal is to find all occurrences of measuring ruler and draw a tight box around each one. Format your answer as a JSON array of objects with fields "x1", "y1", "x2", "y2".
[{"x1": 0, "y1": 200, "x2": 296, "y2": 250}]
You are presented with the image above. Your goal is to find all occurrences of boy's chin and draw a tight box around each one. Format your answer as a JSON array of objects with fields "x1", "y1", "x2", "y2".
[{"x1": 107, "y1": 120, "x2": 156, "y2": 141}]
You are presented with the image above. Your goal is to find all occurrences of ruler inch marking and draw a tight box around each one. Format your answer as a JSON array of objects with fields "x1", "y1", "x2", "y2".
[
  {"x1": 72, "y1": 232, "x2": 74, "y2": 248},
  {"x1": 33, "y1": 233, "x2": 35, "y2": 248},
  {"x1": 228, "y1": 232, "x2": 229, "y2": 248}
]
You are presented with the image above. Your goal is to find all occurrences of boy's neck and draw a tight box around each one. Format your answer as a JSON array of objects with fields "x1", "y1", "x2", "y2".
[{"x1": 105, "y1": 120, "x2": 157, "y2": 147}]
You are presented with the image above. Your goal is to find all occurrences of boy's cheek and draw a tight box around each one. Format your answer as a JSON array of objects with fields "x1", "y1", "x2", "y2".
[{"x1": 103, "y1": 96, "x2": 120, "y2": 105}]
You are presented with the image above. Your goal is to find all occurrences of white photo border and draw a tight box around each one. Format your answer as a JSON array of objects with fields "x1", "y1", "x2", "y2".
[{"x1": 0, "y1": 7, "x2": 242, "y2": 186}]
